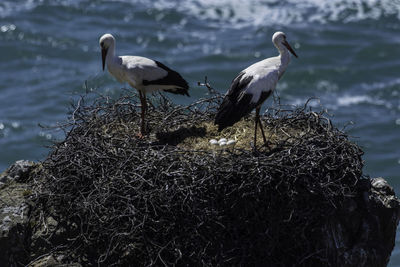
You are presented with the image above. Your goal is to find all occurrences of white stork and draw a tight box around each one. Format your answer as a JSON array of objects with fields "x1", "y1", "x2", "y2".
[
  {"x1": 99, "y1": 33, "x2": 189, "y2": 137},
  {"x1": 215, "y1": 31, "x2": 298, "y2": 148}
]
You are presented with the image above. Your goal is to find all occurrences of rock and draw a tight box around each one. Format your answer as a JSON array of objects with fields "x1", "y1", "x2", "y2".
[
  {"x1": 325, "y1": 177, "x2": 400, "y2": 267},
  {"x1": 0, "y1": 160, "x2": 36, "y2": 266},
  {"x1": 29, "y1": 253, "x2": 81, "y2": 267},
  {"x1": 0, "y1": 160, "x2": 81, "y2": 266},
  {"x1": 0, "y1": 160, "x2": 36, "y2": 186},
  {"x1": 372, "y1": 177, "x2": 396, "y2": 200}
]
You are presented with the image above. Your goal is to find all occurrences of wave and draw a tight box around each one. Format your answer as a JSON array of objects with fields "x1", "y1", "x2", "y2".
[
  {"x1": 287, "y1": 93, "x2": 395, "y2": 112},
  {"x1": 146, "y1": 0, "x2": 400, "y2": 28},
  {"x1": 0, "y1": 0, "x2": 88, "y2": 18},
  {"x1": 1, "y1": 0, "x2": 399, "y2": 27},
  {"x1": 336, "y1": 95, "x2": 373, "y2": 107}
]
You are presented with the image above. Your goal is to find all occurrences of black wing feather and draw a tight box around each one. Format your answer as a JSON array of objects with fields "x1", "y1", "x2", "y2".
[
  {"x1": 142, "y1": 60, "x2": 189, "y2": 96},
  {"x1": 215, "y1": 71, "x2": 255, "y2": 131},
  {"x1": 255, "y1": 90, "x2": 272, "y2": 108}
]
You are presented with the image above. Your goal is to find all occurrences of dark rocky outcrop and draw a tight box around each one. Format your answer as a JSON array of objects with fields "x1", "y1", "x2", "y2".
[
  {"x1": 325, "y1": 178, "x2": 400, "y2": 266},
  {"x1": 0, "y1": 160, "x2": 34, "y2": 266},
  {"x1": 0, "y1": 161, "x2": 79, "y2": 266}
]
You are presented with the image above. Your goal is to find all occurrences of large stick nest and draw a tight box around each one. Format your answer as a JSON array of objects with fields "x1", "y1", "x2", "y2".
[{"x1": 33, "y1": 86, "x2": 364, "y2": 266}]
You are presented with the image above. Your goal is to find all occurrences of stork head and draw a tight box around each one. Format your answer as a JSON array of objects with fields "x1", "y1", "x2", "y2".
[
  {"x1": 99, "y1": 33, "x2": 115, "y2": 71},
  {"x1": 272, "y1": 31, "x2": 298, "y2": 58}
]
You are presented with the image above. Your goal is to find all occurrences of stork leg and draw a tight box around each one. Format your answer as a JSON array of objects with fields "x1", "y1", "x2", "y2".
[
  {"x1": 138, "y1": 90, "x2": 147, "y2": 137},
  {"x1": 256, "y1": 107, "x2": 267, "y2": 145},
  {"x1": 254, "y1": 107, "x2": 267, "y2": 148},
  {"x1": 254, "y1": 108, "x2": 259, "y2": 147}
]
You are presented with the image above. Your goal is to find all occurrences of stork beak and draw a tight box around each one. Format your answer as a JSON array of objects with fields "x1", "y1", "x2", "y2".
[
  {"x1": 283, "y1": 40, "x2": 298, "y2": 58},
  {"x1": 101, "y1": 47, "x2": 108, "y2": 71}
]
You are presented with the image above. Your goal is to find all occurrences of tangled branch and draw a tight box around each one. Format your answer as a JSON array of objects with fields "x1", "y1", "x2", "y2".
[{"x1": 33, "y1": 87, "x2": 364, "y2": 266}]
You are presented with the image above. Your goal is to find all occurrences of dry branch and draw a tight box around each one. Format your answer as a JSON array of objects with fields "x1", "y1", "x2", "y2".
[{"x1": 32, "y1": 87, "x2": 365, "y2": 266}]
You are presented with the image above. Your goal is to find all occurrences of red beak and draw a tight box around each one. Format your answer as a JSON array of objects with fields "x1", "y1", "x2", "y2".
[{"x1": 283, "y1": 40, "x2": 298, "y2": 58}]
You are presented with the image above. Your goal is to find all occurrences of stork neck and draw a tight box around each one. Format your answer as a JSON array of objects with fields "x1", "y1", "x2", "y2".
[
  {"x1": 273, "y1": 41, "x2": 289, "y2": 65},
  {"x1": 276, "y1": 45, "x2": 289, "y2": 68},
  {"x1": 106, "y1": 43, "x2": 116, "y2": 63}
]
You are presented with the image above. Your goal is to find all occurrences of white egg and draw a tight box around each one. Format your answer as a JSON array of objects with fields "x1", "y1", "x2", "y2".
[
  {"x1": 227, "y1": 139, "x2": 236, "y2": 145},
  {"x1": 218, "y1": 138, "x2": 227, "y2": 144},
  {"x1": 209, "y1": 139, "x2": 218, "y2": 145},
  {"x1": 219, "y1": 141, "x2": 227, "y2": 146}
]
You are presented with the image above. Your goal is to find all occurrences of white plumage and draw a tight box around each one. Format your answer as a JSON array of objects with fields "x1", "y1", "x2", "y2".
[
  {"x1": 99, "y1": 33, "x2": 189, "y2": 136},
  {"x1": 215, "y1": 31, "x2": 298, "y2": 147}
]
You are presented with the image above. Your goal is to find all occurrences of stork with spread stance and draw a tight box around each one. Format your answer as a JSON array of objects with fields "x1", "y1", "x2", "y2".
[
  {"x1": 99, "y1": 33, "x2": 189, "y2": 136},
  {"x1": 215, "y1": 31, "x2": 298, "y2": 147}
]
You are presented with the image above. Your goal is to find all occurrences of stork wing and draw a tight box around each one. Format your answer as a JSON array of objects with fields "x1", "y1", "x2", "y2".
[
  {"x1": 123, "y1": 56, "x2": 188, "y2": 95},
  {"x1": 143, "y1": 61, "x2": 189, "y2": 95},
  {"x1": 123, "y1": 56, "x2": 167, "y2": 81},
  {"x1": 215, "y1": 68, "x2": 278, "y2": 131}
]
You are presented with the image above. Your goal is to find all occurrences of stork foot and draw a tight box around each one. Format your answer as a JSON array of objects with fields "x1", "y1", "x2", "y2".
[
  {"x1": 251, "y1": 140, "x2": 273, "y2": 155},
  {"x1": 135, "y1": 132, "x2": 146, "y2": 139},
  {"x1": 250, "y1": 142, "x2": 261, "y2": 154},
  {"x1": 262, "y1": 140, "x2": 272, "y2": 151}
]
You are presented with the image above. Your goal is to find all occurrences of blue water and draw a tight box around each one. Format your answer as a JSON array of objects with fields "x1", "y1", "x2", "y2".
[{"x1": 0, "y1": 0, "x2": 399, "y2": 264}]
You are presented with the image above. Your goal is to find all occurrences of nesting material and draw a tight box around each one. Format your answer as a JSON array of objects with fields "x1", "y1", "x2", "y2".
[{"x1": 33, "y1": 91, "x2": 364, "y2": 266}]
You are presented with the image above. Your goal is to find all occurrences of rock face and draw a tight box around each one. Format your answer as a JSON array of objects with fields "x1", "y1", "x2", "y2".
[
  {"x1": 325, "y1": 178, "x2": 400, "y2": 266},
  {"x1": 0, "y1": 160, "x2": 399, "y2": 266},
  {"x1": 0, "y1": 160, "x2": 35, "y2": 266}
]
